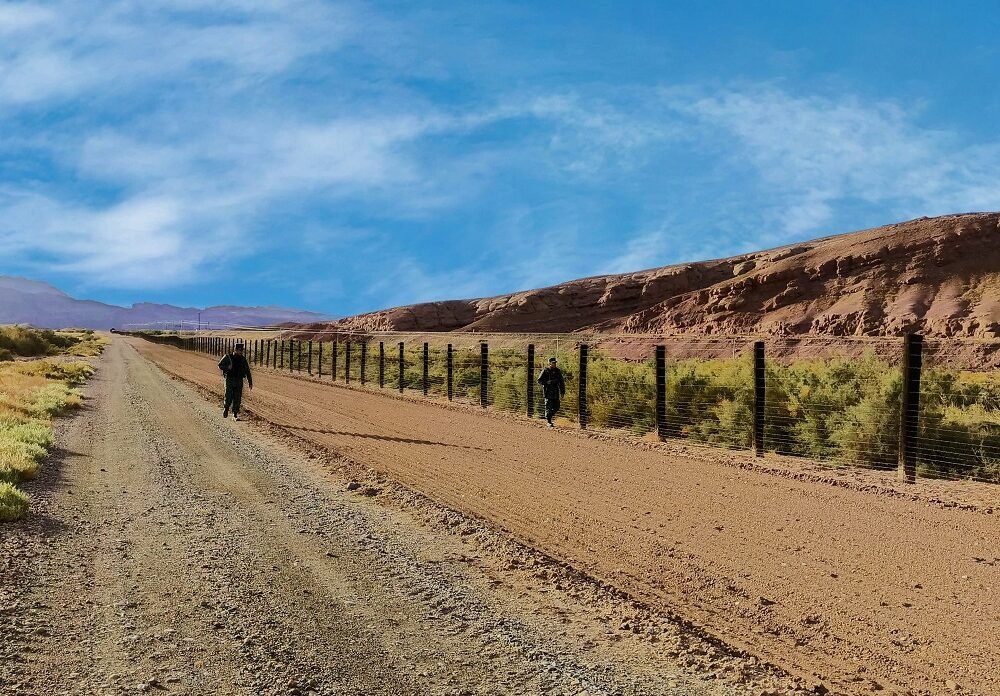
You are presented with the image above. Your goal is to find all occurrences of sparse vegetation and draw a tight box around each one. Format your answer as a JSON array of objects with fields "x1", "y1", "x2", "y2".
[
  {"x1": 0, "y1": 481, "x2": 29, "y2": 522},
  {"x1": 0, "y1": 325, "x2": 106, "y2": 361},
  {"x1": 193, "y1": 334, "x2": 1000, "y2": 483},
  {"x1": 0, "y1": 327, "x2": 103, "y2": 521}
]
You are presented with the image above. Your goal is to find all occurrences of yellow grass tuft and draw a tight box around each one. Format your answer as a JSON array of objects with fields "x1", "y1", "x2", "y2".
[
  {"x1": 0, "y1": 357, "x2": 94, "y2": 521},
  {"x1": 0, "y1": 481, "x2": 29, "y2": 522}
]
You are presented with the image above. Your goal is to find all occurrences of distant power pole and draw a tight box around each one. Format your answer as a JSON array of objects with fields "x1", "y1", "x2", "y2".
[{"x1": 198, "y1": 311, "x2": 201, "y2": 333}]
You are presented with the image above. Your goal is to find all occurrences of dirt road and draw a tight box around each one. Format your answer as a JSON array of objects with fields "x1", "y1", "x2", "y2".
[
  {"x1": 128, "y1": 338, "x2": 1000, "y2": 696},
  {"x1": 0, "y1": 338, "x2": 777, "y2": 695}
]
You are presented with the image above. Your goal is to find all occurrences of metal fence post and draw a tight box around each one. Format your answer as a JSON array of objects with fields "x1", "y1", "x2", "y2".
[
  {"x1": 753, "y1": 341, "x2": 765, "y2": 457},
  {"x1": 332, "y1": 340, "x2": 338, "y2": 381},
  {"x1": 307, "y1": 341, "x2": 313, "y2": 374},
  {"x1": 447, "y1": 344, "x2": 454, "y2": 401},
  {"x1": 280, "y1": 340, "x2": 285, "y2": 369},
  {"x1": 656, "y1": 345, "x2": 667, "y2": 440},
  {"x1": 379, "y1": 342, "x2": 385, "y2": 388},
  {"x1": 297, "y1": 340, "x2": 302, "y2": 372},
  {"x1": 579, "y1": 344, "x2": 589, "y2": 429},
  {"x1": 422, "y1": 342, "x2": 429, "y2": 396},
  {"x1": 899, "y1": 334, "x2": 923, "y2": 483},
  {"x1": 480, "y1": 343, "x2": 488, "y2": 408},
  {"x1": 398, "y1": 342, "x2": 404, "y2": 393},
  {"x1": 361, "y1": 342, "x2": 367, "y2": 385},
  {"x1": 345, "y1": 341, "x2": 351, "y2": 383},
  {"x1": 318, "y1": 341, "x2": 323, "y2": 378},
  {"x1": 527, "y1": 344, "x2": 535, "y2": 418}
]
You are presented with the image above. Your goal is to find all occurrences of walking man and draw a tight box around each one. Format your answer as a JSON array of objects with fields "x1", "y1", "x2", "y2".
[
  {"x1": 537, "y1": 357, "x2": 566, "y2": 428},
  {"x1": 219, "y1": 341, "x2": 253, "y2": 420}
]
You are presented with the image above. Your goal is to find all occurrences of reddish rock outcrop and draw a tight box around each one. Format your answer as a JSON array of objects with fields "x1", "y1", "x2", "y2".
[{"x1": 303, "y1": 213, "x2": 1000, "y2": 340}]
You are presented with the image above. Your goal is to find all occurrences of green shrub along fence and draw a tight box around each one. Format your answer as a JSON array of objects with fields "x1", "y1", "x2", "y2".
[{"x1": 130, "y1": 331, "x2": 1000, "y2": 485}]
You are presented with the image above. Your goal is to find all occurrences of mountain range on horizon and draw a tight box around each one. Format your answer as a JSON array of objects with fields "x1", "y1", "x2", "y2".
[{"x1": 0, "y1": 276, "x2": 329, "y2": 330}]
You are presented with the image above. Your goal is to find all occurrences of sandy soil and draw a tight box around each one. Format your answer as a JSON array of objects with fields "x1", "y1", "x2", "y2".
[
  {"x1": 1, "y1": 339, "x2": 784, "y2": 696},
  {"x1": 132, "y1": 338, "x2": 1000, "y2": 696}
]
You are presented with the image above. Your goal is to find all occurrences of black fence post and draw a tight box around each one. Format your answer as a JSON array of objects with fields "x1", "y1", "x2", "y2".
[
  {"x1": 579, "y1": 344, "x2": 589, "y2": 429},
  {"x1": 280, "y1": 340, "x2": 285, "y2": 369},
  {"x1": 379, "y1": 342, "x2": 385, "y2": 388},
  {"x1": 899, "y1": 334, "x2": 923, "y2": 483},
  {"x1": 753, "y1": 341, "x2": 765, "y2": 457},
  {"x1": 422, "y1": 342, "x2": 429, "y2": 396},
  {"x1": 307, "y1": 341, "x2": 313, "y2": 374},
  {"x1": 265, "y1": 340, "x2": 270, "y2": 367},
  {"x1": 297, "y1": 340, "x2": 302, "y2": 372},
  {"x1": 447, "y1": 344, "x2": 454, "y2": 401},
  {"x1": 480, "y1": 343, "x2": 488, "y2": 408},
  {"x1": 318, "y1": 341, "x2": 323, "y2": 378},
  {"x1": 398, "y1": 342, "x2": 405, "y2": 393},
  {"x1": 526, "y1": 344, "x2": 535, "y2": 418},
  {"x1": 345, "y1": 341, "x2": 352, "y2": 383},
  {"x1": 656, "y1": 345, "x2": 667, "y2": 440},
  {"x1": 360, "y1": 342, "x2": 367, "y2": 385},
  {"x1": 332, "y1": 341, "x2": 338, "y2": 381}
]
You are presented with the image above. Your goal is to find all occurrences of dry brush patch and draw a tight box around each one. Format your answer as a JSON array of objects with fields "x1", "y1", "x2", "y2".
[{"x1": 0, "y1": 335, "x2": 103, "y2": 521}]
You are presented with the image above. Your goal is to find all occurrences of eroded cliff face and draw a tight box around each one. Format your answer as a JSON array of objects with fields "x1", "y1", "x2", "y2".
[{"x1": 307, "y1": 213, "x2": 1000, "y2": 339}]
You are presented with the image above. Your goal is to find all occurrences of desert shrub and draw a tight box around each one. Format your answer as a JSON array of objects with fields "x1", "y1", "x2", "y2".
[
  {"x1": 0, "y1": 326, "x2": 107, "y2": 361},
  {"x1": 0, "y1": 482, "x2": 29, "y2": 522},
  {"x1": 0, "y1": 436, "x2": 46, "y2": 482},
  {"x1": 586, "y1": 356, "x2": 656, "y2": 435},
  {"x1": 0, "y1": 358, "x2": 94, "y2": 519}
]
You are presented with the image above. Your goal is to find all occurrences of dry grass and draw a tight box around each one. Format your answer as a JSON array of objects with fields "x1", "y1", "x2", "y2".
[
  {"x1": 0, "y1": 359, "x2": 91, "y2": 521},
  {"x1": 0, "y1": 482, "x2": 29, "y2": 522}
]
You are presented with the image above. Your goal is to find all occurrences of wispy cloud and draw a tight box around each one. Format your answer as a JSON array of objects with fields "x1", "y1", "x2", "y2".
[
  {"x1": 665, "y1": 86, "x2": 1000, "y2": 239},
  {"x1": 1, "y1": 1, "x2": 999, "y2": 312}
]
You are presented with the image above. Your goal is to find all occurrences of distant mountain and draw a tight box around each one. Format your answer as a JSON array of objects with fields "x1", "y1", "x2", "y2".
[
  {"x1": 0, "y1": 276, "x2": 328, "y2": 330},
  {"x1": 297, "y1": 212, "x2": 1000, "y2": 339}
]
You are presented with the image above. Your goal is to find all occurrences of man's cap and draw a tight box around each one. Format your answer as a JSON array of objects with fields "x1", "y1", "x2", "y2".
[
  {"x1": 549, "y1": 357, "x2": 557, "y2": 363},
  {"x1": 235, "y1": 341, "x2": 245, "y2": 349}
]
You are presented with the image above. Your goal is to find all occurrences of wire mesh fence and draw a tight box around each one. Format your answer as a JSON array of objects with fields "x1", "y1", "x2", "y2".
[{"x1": 134, "y1": 329, "x2": 1000, "y2": 485}]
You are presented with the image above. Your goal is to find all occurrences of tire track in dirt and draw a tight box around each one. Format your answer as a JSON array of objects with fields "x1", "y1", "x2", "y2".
[
  {"x1": 133, "y1": 338, "x2": 1000, "y2": 696},
  {"x1": 1, "y1": 338, "x2": 764, "y2": 695}
]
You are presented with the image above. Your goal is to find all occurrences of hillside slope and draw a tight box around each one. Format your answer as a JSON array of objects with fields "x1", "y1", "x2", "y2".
[{"x1": 304, "y1": 213, "x2": 1000, "y2": 339}]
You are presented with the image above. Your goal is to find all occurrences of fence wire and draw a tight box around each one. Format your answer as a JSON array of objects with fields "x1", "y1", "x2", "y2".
[{"x1": 138, "y1": 330, "x2": 1000, "y2": 485}]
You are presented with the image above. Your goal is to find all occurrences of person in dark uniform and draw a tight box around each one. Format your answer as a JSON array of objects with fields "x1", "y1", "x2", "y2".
[
  {"x1": 537, "y1": 357, "x2": 566, "y2": 428},
  {"x1": 218, "y1": 342, "x2": 253, "y2": 420}
]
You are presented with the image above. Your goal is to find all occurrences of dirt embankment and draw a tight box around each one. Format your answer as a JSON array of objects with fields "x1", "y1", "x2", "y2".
[
  {"x1": 298, "y1": 213, "x2": 1000, "y2": 344},
  {"x1": 134, "y1": 339, "x2": 1000, "y2": 696}
]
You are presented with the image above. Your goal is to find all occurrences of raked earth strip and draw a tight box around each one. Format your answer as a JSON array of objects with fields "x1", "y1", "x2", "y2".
[
  {"x1": 0, "y1": 339, "x2": 777, "y2": 696},
  {"x1": 127, "y1": 337, "x2": 1000, "y2": 696}
]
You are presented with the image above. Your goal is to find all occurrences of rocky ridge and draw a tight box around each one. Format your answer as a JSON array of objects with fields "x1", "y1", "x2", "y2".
[{"x1": 304, "y1": 213, "x2": 1000, "y2": 340}]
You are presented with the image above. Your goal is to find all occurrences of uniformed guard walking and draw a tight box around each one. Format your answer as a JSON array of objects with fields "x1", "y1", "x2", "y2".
[
  {"x1": 218, "y1": 341, "x2": 253, "y2": 420},
  {"x1": 537, "y1": 357, "x2": 566, "y2": 428}
]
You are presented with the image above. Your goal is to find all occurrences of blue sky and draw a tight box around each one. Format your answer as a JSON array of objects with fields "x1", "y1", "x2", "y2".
[{"x1": 1, "y1": 1, "x2": 999, "y2": 316}]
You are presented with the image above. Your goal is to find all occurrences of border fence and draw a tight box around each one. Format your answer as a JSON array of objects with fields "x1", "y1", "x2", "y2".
[{"x1": 127, "y1": 329, "x2": 1000, "y2": 486}]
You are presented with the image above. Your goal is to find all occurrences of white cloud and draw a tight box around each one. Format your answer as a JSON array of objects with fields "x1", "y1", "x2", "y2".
[
  {"x1": 667, "y1": 86, "x2": 1000, "y2": 237},
  {"x1": 0, "y1": 0, "x2": 353, "y2": 105}
]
